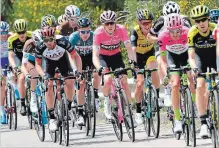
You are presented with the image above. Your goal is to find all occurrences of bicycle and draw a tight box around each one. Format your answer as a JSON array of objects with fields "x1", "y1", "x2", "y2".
[
  {"x1": 83, "y1": 67, "x2": 96, "y2": 138},
  {"x1": 194, "y1": 68, "x2": 219, "y2": 148},
  {"x1": 2, "y1": 66, "x2": 18, "y2": 130},
  {"x1": 166, "y1": 65, "x2": 196, "y2": 147},
  {"x1": 48, "y1": 75, "x2": 76, "y2": 146},
  {"x1": 137, "y1": 68, "x2": 160, "y2": 138},
  {"x1": 101, "y1": 67, "x2": 136, "y2": 142},
  {"x1": 25, "y1": 76, "x2": 33, "y2": 129}
]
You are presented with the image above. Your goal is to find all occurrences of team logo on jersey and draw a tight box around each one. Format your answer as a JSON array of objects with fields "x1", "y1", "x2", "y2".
[{"x1": 100, "y1": 42, "x2": 121, "y2": 50}]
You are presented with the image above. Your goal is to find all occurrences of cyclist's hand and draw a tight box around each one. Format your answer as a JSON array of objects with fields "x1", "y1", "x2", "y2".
[
  {"x1": 162, "y1": 75, "x2": 169, "y2": 86},
  {"x1": 25, "y1": 74, "x2": 32, "y2": 81},
  {"x1": 42, "y1": 74, "x2": 49, "y2": 82},
  {"x1": 13, "y1": 67, "x2": 20, "y2": 73},
  {"x1": 129, "y1": 60, "x2": 138, "y2": 68},
  {"x1": 192, "y1": 68, "x2": 199, "y2": 77},
  {"x1": 98, "y1": 66, "x2": 104, "y2": 76}
]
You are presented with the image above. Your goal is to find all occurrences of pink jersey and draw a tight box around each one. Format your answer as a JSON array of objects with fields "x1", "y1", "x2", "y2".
[
  {"x1": 158, "y1": 26, "x2": 189, "y2": 55},
  {"x1": 93, "y1": 24, "x2": 129, "y2": 56}
]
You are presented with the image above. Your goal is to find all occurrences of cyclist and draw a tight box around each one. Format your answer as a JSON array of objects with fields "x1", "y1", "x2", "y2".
[
  {"x1": 188, "y1": 5, "x2": 216, "y2": 138},
  {"x1": 93, "y1": 10, "x2": 136, "y2": 120},
  {"x1": 8, "y1": 19, "x2": 32, "y2": 116},
  {"x1": 158, "y1": 14, "x2": 195, "y2": 134},
  {"x1": 41, "y1": 14, "x2": 57, "y2": 29},
  {"x1": 130, "y1": 9, "x2": 161, "y2": 125},
  {"x1": 35, "y1": 27, "x2": 82, "y2": 131},
  {"x1": 150, "y1": 1, "x2": 192, "y2": 107},
  {"x1": 210, "y1": 9, "x2": 219, "y2": 24},
  {"x1": 0, "y1": 21, "x2": 10, "y2": 124},
  {"x1": 21, "y1": 29, "x2": 43, "y2": 113},
  {"x1": 60, "y1": 5, "x2": 80, "y2": 36},
  {"x1": 69, "y1": 18, "x2": 101, "y2": 121}
]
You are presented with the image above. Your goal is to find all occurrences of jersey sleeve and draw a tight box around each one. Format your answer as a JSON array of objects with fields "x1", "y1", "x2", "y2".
[
  {"x1": 69, "y1": 32, "x2": 79, "y2": 49},
  {"x1": 130, "y1": 29, "x2": 138, "y2": 47},
  {"x1": 157, "y1": 31, "x2": 167, "y2": 51},
  {"x1": 62, "y1": 37, "x2": 76, "y2": 54},
  {"x1": 150, "y1": 17, "x2": 164, "y2": 36},
  {"x1": 188, "y1": 27, "x2": 196, "y2": 48},
  {"x1": 120, "y1": 25, "x2": 130, "y2": 42},
  {"x1": 93, "y1": 28, "x2": 101, "y2": 46},
  {"x1": 182, "y1": 16, "x2": 192, "y2": 28},
  {"x1": 8, "y1": 36, "x2": 15, "y2": 51}
]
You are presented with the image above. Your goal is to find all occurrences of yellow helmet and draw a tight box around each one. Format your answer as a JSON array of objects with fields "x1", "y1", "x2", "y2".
[
  {"x1": 13, "y1": 19, "x2": 27, "y2": 32},
  {"x1": 190, "y1": 5, "x2": 210, "y2": 19}
]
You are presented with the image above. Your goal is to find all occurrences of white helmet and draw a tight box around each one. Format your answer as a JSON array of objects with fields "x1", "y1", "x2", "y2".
[
  {"x1": 65, "y1": 5, "x2": 80, "y2": 18},
  {"x1": 58, "y1": 14, "x2": 67, "y2": 25},
  {"x1": 163, "y1": 1, "x2": 180, "y2": 16},
  {"x1": 32, "y1": 29, "x2": 43, "y2": 45},
  {"x1": 165, "y1": 13, "x2": 183, "y2": 30},
  {"x1": 100, "y1": 10, "x2": 117, "y2": 23},
  {"x1": 0, "y1": 21, "x2": 10, "y2": 32}
]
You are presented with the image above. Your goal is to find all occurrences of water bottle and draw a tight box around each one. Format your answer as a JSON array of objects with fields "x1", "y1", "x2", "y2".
[
  {"x1": 41, "y1": 98, "x2": 48, "y2": 125},
  {"x1": 206, "y1": 78, "x2": 211, "y2": 90}
]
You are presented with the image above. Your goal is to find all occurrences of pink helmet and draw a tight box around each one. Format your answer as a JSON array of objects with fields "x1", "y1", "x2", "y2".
[
  {"x1": 41, "y1": 26, "x2": 55, "y2": 38},
  {"x1": 165, "y1": 13, "x2": 183, "y2": 30}
]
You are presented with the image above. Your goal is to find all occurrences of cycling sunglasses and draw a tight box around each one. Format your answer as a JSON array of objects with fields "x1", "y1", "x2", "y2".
[
  {"x1": 1, "y1": 31, "x2": 8, "y2": 35},
  {"x1": 17, "y1": 31, "x2": 26, "y2": 35},
  {"x1": 43, "y1": 37, "x2": 55, "y2": 43},
  {"x1": 195, "y1": 17, "x2": 208, "y2": 23},
  {"x1": 141, "y1": 21, "x2": 152, "y2": 26},
  {"x1": 169, "y1": 28, "x2": 182, "y2": 34},
  {"x1": 104, "y1": 22, "x2": 115, "y2": 26},
  {"x1": 80, "y1": 30, "x2": 91, "y2": 34}
]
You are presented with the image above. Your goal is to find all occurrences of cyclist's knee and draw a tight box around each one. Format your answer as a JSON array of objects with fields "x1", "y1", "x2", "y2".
[
  {"x1": 65, "y1": 80, "x2": 74, "y2": 89},
  {"x1": 104, "y1": 76, "x2": 112, "y2": 87},
  {"x1": 136, "y1": 78, "x2": 144, "y2": 90},
  {"x1": 18, "y1": 74, "x2": 25, "y2": 83},
  {"x1": 1, "y1": 79, "x2": 6, "y2": 87},
  {"x1": 196, "y1": 78, "x2": 205, "y2": 90},
  {"x1": 93, "y1": 72, "x2": 100, "y2": 79},
  {"x1": 171, "y1": 79, "x2": 180, "y2": 90}
]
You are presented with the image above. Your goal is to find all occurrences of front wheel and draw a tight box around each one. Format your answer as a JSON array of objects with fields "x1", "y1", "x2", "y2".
[
  {"x1": 62, "y1": 98, "x2": 69, "y2": 146},
  {"x1": 111, "y1": 112, "x2": 123, "y2": 141}
]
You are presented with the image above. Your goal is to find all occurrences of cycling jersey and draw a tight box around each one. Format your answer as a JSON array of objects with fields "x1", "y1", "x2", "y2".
[
  {"x1": 130, "y1": 25, "x2": 155, "y2": 54},
  {"x1": 35, "y1": 35, "x2": 76, "y2": 61},
  {"x1": 158, "y1": 26, "x2": 189, "y2": 54},
  {"x1": 188, "y1": 23, "x2": 217, "y2": 73},
  {"x1": 8, "y1": 31, "x2": 32, "y2": 61},
  {"x1": 69, "y1": 31, "x2": 93, "y2": 56},
  {"x1": 1, "y1": 40, "x2": 8, "y2": 58},
  {"x1": 213, "y1": 26, "x2": 218, "y2": 40},
  {"x1": 60, "y1": 22, "x2": 78, "y2": 36},
  {"x1": 150, "y1": 15, "x2": 191, "y2": 36},
  {"x1": 93, "y1": 24, "x2": 129, "y2": 56}
]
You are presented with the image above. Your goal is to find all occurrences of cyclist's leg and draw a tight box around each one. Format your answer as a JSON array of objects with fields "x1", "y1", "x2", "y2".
[{"x1": 0, "y1": 57, "x2": 8, "y2": 124}]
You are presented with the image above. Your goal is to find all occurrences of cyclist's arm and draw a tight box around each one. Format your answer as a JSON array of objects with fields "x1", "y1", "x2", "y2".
[
  {"x1": 92, "y1": 45, "x2": 101, "y2": 69},
  {"x1": 188, "y1": 48, "x2": 197, "y2": 69},
  {"x1": 160, "y1": 51, "x2": 167, "y2": 74},
  {"x1": 21, "y1": 52, "x2": 30, "y2": 76},
  {"x1": 70, "y1": 51, "x2": 82, "y2": 73},
  {"x1": 122, "y1": 27, "x2": 135, "y2": 61},
  {"x1": 35, "y1": 58, "x2": 44, "y2": 76},
  {"x1": 8, "y1": 51, "x2": 16, "y2": 68},
  {"x1": 130, "y1": 29, "x2": 138, "y2": 62}
]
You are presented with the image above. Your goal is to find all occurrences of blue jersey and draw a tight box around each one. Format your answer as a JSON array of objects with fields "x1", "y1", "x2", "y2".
[{"x1": 69, "y1": 31, "x2": 93, "y2": 56}]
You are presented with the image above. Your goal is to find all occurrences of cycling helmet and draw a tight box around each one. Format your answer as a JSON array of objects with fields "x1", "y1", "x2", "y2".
[
  {"x1": 32, "y1": 29, "x2": 43, "y2": 44},
  {"x1": 163, "y1": 1, "x2": 180, "y2": 16},
  {"x1": 165, "y1": 13, "x2": 183, "y2": 30},
  {"x1": 100, "y1": 10, "x2": 117, "y2": 23},
  {"x1": 190, "y1": 5, "x2": 210, "y2": 19},
  {"x1": 41, "y1": 27, "x2": 55, "y2": 38},
  {"x1": 65, "y1": 5, "x2": 80, "y2": 19},
  {"x1": 13, "y1": 19, "x2": 27, "y2": 32},
  {"x1": 210, "y1": 9, "x2": 219, "y2": 23},
  {"x1": 0, "y1": 21, "x2": 10, "y2": 32},
  {"x1": 41, "y1": 14, "x2": 57, "y2": 28},
  {"x1": 136, "y1": 9, "x2": 154, "y2": 21},
  {"x1": 77, "y1": 17, "x2": 91, "y2": 28},
  {"x1": 58, "y1": 14, "x2": 67, "y2": 25}
]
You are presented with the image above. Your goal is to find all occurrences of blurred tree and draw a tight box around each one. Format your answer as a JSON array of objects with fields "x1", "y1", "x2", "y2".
[{"x1": 1, "y1": 0, "x2": 13, "y2": 21}]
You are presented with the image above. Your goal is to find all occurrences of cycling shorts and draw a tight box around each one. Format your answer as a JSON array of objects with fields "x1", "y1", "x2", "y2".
[
  {"x1": 1, "y1": 57, "x2": 9, "y2": 76},
  {"x1": 81, "y1": 54, "x2": 94, "y2": 70},
  {"x1": 136, "y1": 49, "x2": 156, "y2": 69}
]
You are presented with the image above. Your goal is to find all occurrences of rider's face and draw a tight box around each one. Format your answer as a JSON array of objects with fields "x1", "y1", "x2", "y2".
[
  {"x1": 139, "y1": 20, "x2": 152, "y2": 33},
  {"x1": 104, "y1": 22, "x2": 116, "y2": 34},
  {"x1": 0, "y1": 33, "x2": 8, "y2": 42},
  {"x1": 79, "y1": 27, "x2": 91, "y2": 41},
  {"x1": 169, "y1": 28, "x2": 182, "y2": 40},
  {"x1": 195, "y1": 17, "x2": 209, "y2": 33},
  {"x1": 17, "y1": 31, "x2": 27, "y2": 41},
  {"x1": 44, "y1": 37, "x2": 56, "y2": 49}
]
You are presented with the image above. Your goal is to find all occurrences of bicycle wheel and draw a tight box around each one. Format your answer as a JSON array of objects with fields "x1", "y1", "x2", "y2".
[
  {"x1": 142, "y1": 93, "x2": 150, "y2": 137},
  {"x1": 111, "y1": 111, "x2": 123, "y2": 141},
  {"x1": 181, "y1": 89, "x2": 189, "y2": 146},
  {"x1": 150, "y1": 85, "x2": 160, "y2": 138},
  {"x1": 6, "y1": 86, "x2": 12, "y2": 129},
  {"x1": 61, "y1": 98, "x2": 69, "y2": 146},
  {"x1": 26, "y1": 87, "x2": 33, "y2": 129},
  {"x1": 187, "y1": 88, "x2": 196, "y2": 147},
  {"x1": 215, "y1": 90, "x2": 219, "y2": 147},
  {"x1": 34, "y1": 96, "x2": 45, "y2": 142},
  {"x1": 11, "y1": 87, "x2": 17, "y2": 130},
  {"x1": 119, "y1": 89, "x2": 135, "y2": 142}
]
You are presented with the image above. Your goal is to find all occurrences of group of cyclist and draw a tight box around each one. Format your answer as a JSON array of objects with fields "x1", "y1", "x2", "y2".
[{"x1": 1, "y1": 0, "x2": 219, "y2": 143}]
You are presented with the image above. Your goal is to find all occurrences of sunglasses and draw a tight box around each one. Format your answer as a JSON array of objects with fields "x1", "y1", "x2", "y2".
[
  {"x1": 17, "y1": 31, "x2": 26, "y2": 35},
  {"x1": 43, "y1": 37, "x2": 55, "y2": 43},
  {"x1": 195, "y1": 17, "x2": 208, "y2": 23},
  {"x1": 141, "y1": 21, "x2": 152, "y2": 26},
  {"x1": 104, "y1": 22, "x2": 115, "y2": 26},
  {"x1": 80, "y1": 30, "x2": 91, "y2": 34},
  {"x1": 1, "y1": 31, "x2": 8, "y2": 35},
  {"x1": 169, "y1": 28, "x2": 182, "y2": 34},
  {"x1": 68, "y1": 17, "x2": 78, "y2": 22}
]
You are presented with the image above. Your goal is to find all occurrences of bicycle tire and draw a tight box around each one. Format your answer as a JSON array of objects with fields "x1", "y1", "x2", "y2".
[
  {"x1": 26, "y1": 87, "x2": 32, "y2": 129},
  {"x1": 214, "y1": 90, "x2": 219, "y2": 147},
  {"x1": 85, "y1": 102, "x2": 90, "y2": 136},
  {"x1": 187, "y1": 88, "x2": 196, "y2": 147},
  {"x1": 112, "y1": 111, "x2": 123, "y2": 141},
  {"x1": 149, "y1": 85, "x2": 160, "y2": 138},
  {"x1": 7, "y1": 86, "x2": 12, "y2": 129},
  {"x1": 59, "y1": 125, "x2": 62, "y2": 145},
  {"x1": 90, "y1": 86, "x2": 96, "y2": 138},
  {"x1": 11, "y1": 87, "x2": 17, "y2": 130},
  {"x1": 142, "y1": 93, "x2": 150, "y2": 137},
  {"x1": 119, "y1": 89, "x2": 135, "y2": 142},
  {"x1": 62, "y1": 98, "x2": 69, "y2": 146}
]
